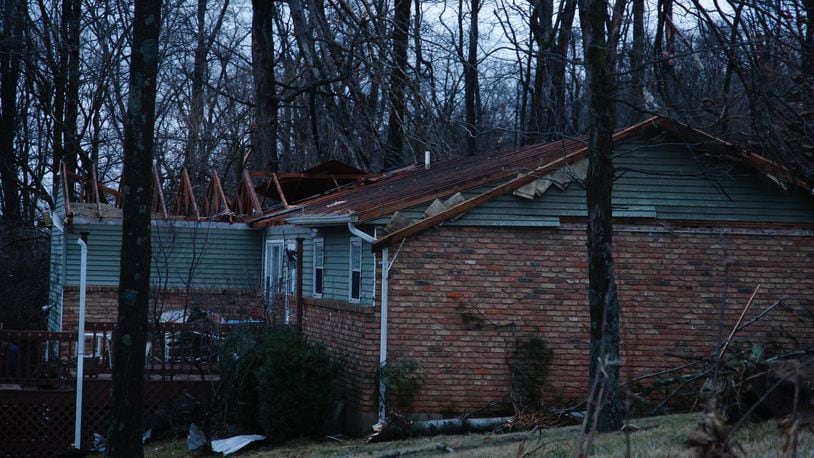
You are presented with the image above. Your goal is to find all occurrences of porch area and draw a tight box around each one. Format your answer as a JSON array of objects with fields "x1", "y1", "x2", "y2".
[{"x1": 0, "y1": 322, "x2": 238, "y2": 456}]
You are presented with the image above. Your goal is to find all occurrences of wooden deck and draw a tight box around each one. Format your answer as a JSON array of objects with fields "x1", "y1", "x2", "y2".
[
  {"x1": 0, "y1": 377, "x2": 214, "y2": 457},
  {"x1": 0, "y1": 322, "x2": 243, "y2": 457}
]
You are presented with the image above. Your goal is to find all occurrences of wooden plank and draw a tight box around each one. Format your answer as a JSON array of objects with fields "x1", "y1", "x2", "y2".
[
  {"x1": 177, "y1": 168, "x2": 199, "y2": 219},
  {"x1": 212, "y1": 169, "x2": 230, "y2": 213},
  {"x1": 272, "y1": 173, "x2": 289, "y2": 208},
  {"x1": 242, "y1": 170, "x2": 263, "y2": 214}
]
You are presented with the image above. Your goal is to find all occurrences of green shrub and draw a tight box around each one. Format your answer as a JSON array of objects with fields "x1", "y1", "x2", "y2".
[
  {"x1": 382, "y1": 359, "x2": 424, "y2": 410},
  {"x1": 220, "y1": 326, "x2": 339, "y2": 441}
]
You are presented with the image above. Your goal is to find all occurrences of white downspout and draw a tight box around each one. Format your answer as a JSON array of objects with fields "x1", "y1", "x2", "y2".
[
  {"x1": 378, "y1": 246, "x2": 389, "y2": 425},
  {"x1": 348, "y1": 222, "x2": 391, "y2": 425},
  {"x1": 74, "y1": 237, "x2": 88, "y2": 449}
]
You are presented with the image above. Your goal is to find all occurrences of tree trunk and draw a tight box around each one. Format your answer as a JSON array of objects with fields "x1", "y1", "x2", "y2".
[
  {"x1": 464, "y1": 0, "x2": 480, "y2": 156},
  {"x1": 384, "y1": 0, "x2": 411, "y2": 168},
  {"x1": 654, "y1": 0, "x2": 676, "y2": 110},
  {"x1": 0, "y1": 0, "x2": 23, "y2": 225},
  {"x1": 252, "y1": 0, "x2": 279, "y2": 172},
  {"x1": 803, "y1": 0, "x2": 814, "y2": 116},
  {"x1": 63, "y1": 0, "x2": 82, "y2": 177},
  {"x1": 628, "y1": 0, "x2": 645, "y2": 122},
  {"x1": 106, "y1": 0, "x2": 162, "y2": 454},
  {"x1": 185, "y1": 0, "x2": 207, "y2": 180},
  {"x1": 578, "y1": 0, "x2": 623, "y2": 433},
  {"x1": 525, "y1": 0, "x2": 554, "y2": 145},
  {"x1": 548, "y1": 0, "x2": 577, "y2": 136}
]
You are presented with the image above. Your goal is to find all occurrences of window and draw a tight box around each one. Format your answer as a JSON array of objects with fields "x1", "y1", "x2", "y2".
[
  {"x1": 286, "y1": 241, "x2": 297, "y2": 295},
  {"x1": 349, "y1": 238, "x2": 362, "y2": 302},
  {"x1": 313, "y1": 238, "x2": 324, "y2": 297},
  {"x1": 265, "y1": 240, "x2": 284, "y2": 301}
]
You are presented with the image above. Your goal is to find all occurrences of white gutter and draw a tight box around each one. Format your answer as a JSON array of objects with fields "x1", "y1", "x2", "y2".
[
  {"x1": 287, "y1": 214, "x2": 355, "y2": 226},
  {"x1": 74, "y1": 237, "x2": 88, "y2": 450},
  {"x1": 347, "y1": 222, "x2": 389, "y2": 425},
  {"x1": 347, "y1": 222, "x2": 375, "y2": 244}
]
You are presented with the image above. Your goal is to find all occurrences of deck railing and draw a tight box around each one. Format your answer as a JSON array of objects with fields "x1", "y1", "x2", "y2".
[{"x1": 0, "y1": 321, "x2": 251, "y2": 386}]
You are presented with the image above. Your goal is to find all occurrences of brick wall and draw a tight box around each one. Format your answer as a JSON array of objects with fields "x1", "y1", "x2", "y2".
[
  {"x1": 300, "y1": 297, "x2": 380, "y2": 434},
  {"x1": 61, "y1": 285, "x2": 262, "y2": 333},
  {"x1": 385, "y1": 223, "x2": 814, "y2": 416}
]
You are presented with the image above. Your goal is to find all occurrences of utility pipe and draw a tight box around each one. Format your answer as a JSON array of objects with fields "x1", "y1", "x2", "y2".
[{"x1": 74, "y1": 236, "x2": 88, "y2": 449}]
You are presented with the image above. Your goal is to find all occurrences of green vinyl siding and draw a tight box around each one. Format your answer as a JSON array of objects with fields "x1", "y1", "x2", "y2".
[
  {"x1": 611, "y1": 139, "x2": 814, "y2": 222},
  {"x1": 369, "y1": 137, "x2": 814, "y2": 226},
  {"x1": 64, "y1": 221, "x2": 263, "y2": 289},
  {"x1": 266, "y1": 225, "x2": 376, "y2": 305},
  {"x1": 318, "y1": 228, "x2": 375, "y2": 305}
]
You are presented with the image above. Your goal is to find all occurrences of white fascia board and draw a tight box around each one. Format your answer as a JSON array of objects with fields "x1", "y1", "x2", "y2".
[
  {"x1": 70, "y1": 216, "x2": 255, "y2": 230},
  {"x1": 286, "y1": 214, "x2": 357, "y2": 227}
]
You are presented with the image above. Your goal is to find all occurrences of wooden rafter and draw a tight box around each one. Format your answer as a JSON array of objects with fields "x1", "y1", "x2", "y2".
[
  {"x1": 64, "y1": 170, "x2": 123, "y2": 201},
  {"x1": 203, "y1": 169, "x2": 231, "y2": 216},
  {"x1": 174, "y1": 168, "x2": 200, "y2": 219},
  {"x1": 235, "y1": 170, "x2": 262, "y2": 215},
  {"x1": 271, "y1": 173, "x2": 289, "y2": 208}
]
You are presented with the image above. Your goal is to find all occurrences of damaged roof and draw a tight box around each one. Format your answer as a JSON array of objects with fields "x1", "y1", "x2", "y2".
[{"x1": 250, "y1": 116, "x2": 814, "y2": 247}]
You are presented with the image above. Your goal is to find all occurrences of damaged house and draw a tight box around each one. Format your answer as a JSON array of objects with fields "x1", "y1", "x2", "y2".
[{"x1": 49, "y1": 116, "x2": 814, "y2": 434}]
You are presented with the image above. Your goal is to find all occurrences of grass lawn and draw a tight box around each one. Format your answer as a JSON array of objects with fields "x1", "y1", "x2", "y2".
[{"x1": 144, "y1": 413, "x2": 813, "y2": 457}]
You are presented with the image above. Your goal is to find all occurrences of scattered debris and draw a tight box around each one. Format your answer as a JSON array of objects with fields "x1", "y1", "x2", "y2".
[
  {"x1": 503, "y1": 410, "x2": 578, "y2": 433},
  {"x1": 92, "y1": 433, "x2": 106, "y2": 453},
  {"x1": 90, "y1": 428, "x2": 151, "y2": 453},
  {"x1": 187, "y1": 423, "x2": 206, "y2": 451},
  {"x1": 211, "y1": 434, "x2": 266, "y2": 456},
  {"x1": 367, "y1": 412, "x2": 413, "y2": 443},
  {"x1": 435, "y1": 442, "x2": 456, "y2": 453}
]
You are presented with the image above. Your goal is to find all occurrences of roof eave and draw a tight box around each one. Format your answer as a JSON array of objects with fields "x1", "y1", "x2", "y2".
[{"x1": 286, "y1": 214, "x2": 358, "y2": 227}]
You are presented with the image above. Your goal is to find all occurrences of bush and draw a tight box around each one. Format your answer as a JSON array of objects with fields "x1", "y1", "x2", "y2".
[
  {"x1": 509, "y1": 336, "x2": 553, "y2": 412},
  {"x1": 221, "y1": 326, "x2": 339, "y2": 441},
  {"x1": 382, "y1": 359, "x2": 424, "y2": 410}
]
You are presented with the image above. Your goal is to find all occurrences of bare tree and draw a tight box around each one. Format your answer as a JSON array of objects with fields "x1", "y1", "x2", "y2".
[
  {"x1": 385, "y1": 0, "x2": 412, "y2": 167},
  {"x1": 462, "y1": 0, "x2": 481, "y2": 156},
  {"x1": 0, "y1": 0, "x2": 24, "y2": 225},
  {"x1": 578, "y1": 0, "x2": 624, "y2": 433},
  {"x1": 252, "y1": 0, "x2": 279, "y2": 172},
  {"x1": 107, "y1": 0, "x2": 162, "y2": 454}
]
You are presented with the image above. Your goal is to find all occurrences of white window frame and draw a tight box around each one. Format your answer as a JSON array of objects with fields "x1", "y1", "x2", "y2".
[
  {"x1": 264, "y1": 239, "x2": 284, "y2": 300},
  {"x1": 313, "y1": 238, "x2": 324, "y2": 297},
  {"x1": 286, "y1": 240, "x2": 297, "y2": 295},
  {"x1": 349, "y1": 237, "x2": 362, "y2": 303}
]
